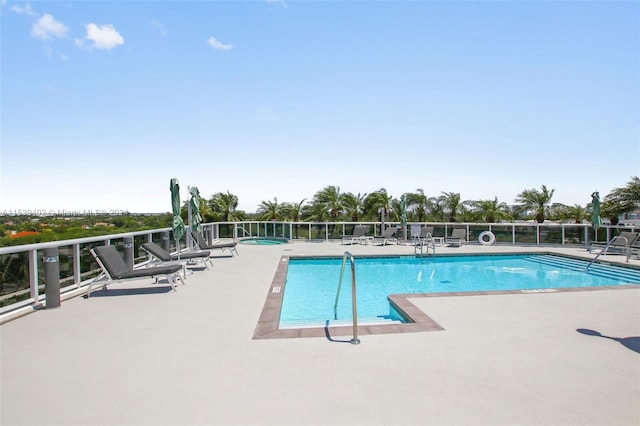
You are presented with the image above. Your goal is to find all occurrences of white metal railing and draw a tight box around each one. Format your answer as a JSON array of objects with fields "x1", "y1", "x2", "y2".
[{"x1": 0, "y1": 221, "x2": 636, "y2": 322}]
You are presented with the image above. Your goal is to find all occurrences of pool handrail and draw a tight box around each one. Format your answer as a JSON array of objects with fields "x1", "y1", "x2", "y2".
[
  {"x1": 333, "y1": 251, "x2": 360, "y2": 345},
  {"x1": 587, "y1": 234, "x2": 633, "y2": 269}
]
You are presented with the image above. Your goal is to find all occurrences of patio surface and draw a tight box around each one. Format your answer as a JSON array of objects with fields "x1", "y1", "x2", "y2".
[{"x1": 1, "y1": 241, "x2": 639, "y2": 425}]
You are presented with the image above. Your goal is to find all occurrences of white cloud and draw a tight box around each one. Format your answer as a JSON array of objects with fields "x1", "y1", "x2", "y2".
[
  {"x1": 11, "y1": 2, "x2": 37, "y2": 16},
  {"x1": 207, "y1": 36, "x2": 233, "y2": 50},
  {"x1": 83, "y1": 23, "x2": 124, "y2": 50},
  {"x1": 31, "y1": 14, "x2": 68, "y2": 39}
]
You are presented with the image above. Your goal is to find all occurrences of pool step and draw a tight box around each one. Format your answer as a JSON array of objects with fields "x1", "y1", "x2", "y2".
[
  {"x1": 523, "y1": 255, "x2": 640, "y2": 284},
  {"x1": 528, "y1": 255, "x2": 640, "y2": 282},
  {"x1": 279, "y1": 317, "x2": 404, "y2": 329}
]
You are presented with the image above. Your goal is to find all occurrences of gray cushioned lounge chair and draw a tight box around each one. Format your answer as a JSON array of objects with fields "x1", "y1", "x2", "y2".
[
  {"x1": 342, "y1": 225, "x2": 368, "y2": 245},
  {"x1": 141, "y1": 241, "x2": 213, "y2": 273},
  {"x1": 446, "y1": 228, "x2": 467, "y2": 247},
  {"x1": 588, "y1": 231, "x2": 638, "y2": 255},
  {"x1": 88, "y1": 245, "x2": 184, "y2": 297},
  {"x1": 192, "y1": 232, "x2": 239, "y2": 256},
  {"x1": 374, "y1": 227, "x2": 398, "y2": 246}
]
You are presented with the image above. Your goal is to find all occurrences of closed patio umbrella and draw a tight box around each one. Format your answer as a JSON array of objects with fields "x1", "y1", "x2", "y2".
[
  {"x1": 170, "y1": 179, "x2": 186, "y2": 253},
  {"x1": 591, "y1": 191, "x2": 602, "y2": 241},
  {"x1": 189, "y1": 186, "x2": 202, "y2": 234},
  {"x1": 400, "y1": 195, "x2": 407, "y2": 241}
]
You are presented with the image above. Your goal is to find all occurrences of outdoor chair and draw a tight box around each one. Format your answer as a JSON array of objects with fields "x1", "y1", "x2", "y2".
[
  {"x1": 342, "y1": 225, "x2": 368, "y2": 245},
  {"x1": 410, "y1": 224, "x2": 422, "y2": 241},
  {"x1": 412, "y1": 226, "x2": 435, "y2": 246},
  {"x1": 88, "y1": 245, "x2": 184, "y2": 298},
  {"x1": 141, "y1": 242, "x2": 213, "y2": 274},
  {"x1": 413, "y1": 226, "x2": 437, "y2": 254},
  {"x1": 446, "y1": 228, "x2": 467, "y2": 247},
  {"x1": 192, "y1": 232, "x2": 239, "y2": 256},
  {"x1": 588, "y1": 231, "x2": 639, "y2": 256},
  {"x1": 374, "y1": 227, "x2": 398, "y2": 246}
]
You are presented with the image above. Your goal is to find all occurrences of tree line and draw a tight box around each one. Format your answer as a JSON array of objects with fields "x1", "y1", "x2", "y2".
[
  {"x1": 2, "y1": 176, "x2": 638, "y2": 246},
  {"x1": 201, "y1": 177, "x2": 640, "y2": 226}
]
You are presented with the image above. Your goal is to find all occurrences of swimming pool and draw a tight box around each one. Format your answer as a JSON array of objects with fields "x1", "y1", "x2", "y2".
[
  {"x1": 240, "y1": 237, "x2": 288, "y2": 245},
  {"x1": 279, "y1": 254, "x2": 640, "y2": 328}
]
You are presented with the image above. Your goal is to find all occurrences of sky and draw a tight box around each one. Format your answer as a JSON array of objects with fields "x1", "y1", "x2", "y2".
[{"x1": 1, "y1": 0, "x2": 639, "y2": 215}]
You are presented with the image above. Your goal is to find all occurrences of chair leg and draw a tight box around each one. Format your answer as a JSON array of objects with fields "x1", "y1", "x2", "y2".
[{"x1": 167, "y1": 275, "x2": 177, "y2": 292}]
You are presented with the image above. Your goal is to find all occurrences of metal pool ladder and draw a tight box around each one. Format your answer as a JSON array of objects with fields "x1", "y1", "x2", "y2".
[{"x1": 333, "y1": 251, "x2": 360, "y2": 345}]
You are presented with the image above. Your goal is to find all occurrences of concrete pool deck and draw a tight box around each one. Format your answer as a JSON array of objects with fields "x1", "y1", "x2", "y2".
[{"x1": 1, "y1": 242, "x2": 639, "y2": 425}]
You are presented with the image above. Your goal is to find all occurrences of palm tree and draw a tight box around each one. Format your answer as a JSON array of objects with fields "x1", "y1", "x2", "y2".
[
  {"x1": 515, "y1": 185, "x2": 555, "y2": 223},
  {"x1": 363, "y1": 188, "x2": 393, "y2": 222},
  {"x1": 302, "y1": 199, "x2": 328, "y2": 222},
  {"x1": 406, "y1": 189, "x2": 430, "y2": 222},
  {"x1": 257, "y1": 198, "x2": 279, "y2": 221},
  {"x1": 290, "y1": 199, "x2": 306, "y2": 222},
  {"x1": 552, "y1": 203, "x2": 588, "y2": 224},
  {"x1": 342, "y1": 192, "x2": 367, "y2": 222},
  {"x1": 209, "y1": 191, "x2": 243, "y2": 222},
  {"x1": 314, "y1": 185, "x2": 346, "y2": 220},
  {"x1": 290, "y1": 198, "x2": 306, "y2": 238},
  {"x1": 470, "y1": 197, "x2": 512, "y2": 223},
  {"x1": 439, "y1": 192, "x2": 462, "y2": 222},
  {"x1": 602, "y1": 176, "x2": 640, "y2": 224}
]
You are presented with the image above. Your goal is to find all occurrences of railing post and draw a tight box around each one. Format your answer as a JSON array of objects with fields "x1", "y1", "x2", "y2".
[
  {"x1": 73, "y1": 243, "x2": 81, "y2": 285},
  {"x1": 43, "y1": 247, "x2": 61, "y2": 309},
  {"x1": 123, "y1": 236, "x2": 134, "y2": 270},
  {"x1": 29, "y1": 249, "x2": 39, "y2": 303}
]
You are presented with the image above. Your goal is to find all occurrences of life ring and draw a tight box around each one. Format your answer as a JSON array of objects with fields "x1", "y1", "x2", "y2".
[{"x1": 478, "y1": 231, "x2": 495, "y2": 246}]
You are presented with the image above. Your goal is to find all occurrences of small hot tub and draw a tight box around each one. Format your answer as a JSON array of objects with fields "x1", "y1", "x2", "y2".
[{"x1": 239, "y1": 237, "x2": 289, "y2": 245}]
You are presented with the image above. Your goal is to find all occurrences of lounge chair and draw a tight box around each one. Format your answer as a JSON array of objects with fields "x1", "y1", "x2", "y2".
[
  {"x1": 410, "y1": 224, "x2": 422, "y2": 241},
  {"x1": 141, "y1": 242, "x2": 213, "y2": 274},
  {"x1": 412, "y1": 226, "x2": 435, "y2": 246},
  {"x1": 192, "y1": 232, "x2": 239, "y2": 256},
  {"x1": 88, "y1": 245, "x2": 184, "y2": 297},
  {"x1": 413, "y1": 226, "x2": 436, "y2": 254},
  {"x1": 342, "y1": 225, "x2": 368, "y2": 245},
  {"x1": 446, "y1": 228, "x2": 467, "y2": 247},
  {"x1": 588, "y1": 231, "x2": 638, "y2": 255},
  {"x1": 374, "y1": 227, "x2": 398, "y2": 246}
]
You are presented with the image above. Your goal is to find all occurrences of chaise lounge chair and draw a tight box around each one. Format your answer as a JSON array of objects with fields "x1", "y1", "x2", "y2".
[
  {"x1": 413, "y1": 226, "x2": 436, "y2": 254},
  {"x1": 588, "y1": 231, "x2": 639, "y2": 256},
  {"x1": 342, "y1": 225, "x2": 368, "y2": 245},
  {"x1": 88, "y1": 245, "x2": 184, "y2": 297},
  {"x1": 446, "y1": 228, "x2": 467, "y2": 247},
  {"x1": 374, "y1": 227, "x2": 398, "y2": 246},
  {"x1": 412, "y1": 226, "x2": 435, "y2": 246},
  {"x1": 192, "y1": 232, "x2": 239, "y2": 256},
  {"x1": 141, "y1": 241, "x2": 213, "y2": 274}
]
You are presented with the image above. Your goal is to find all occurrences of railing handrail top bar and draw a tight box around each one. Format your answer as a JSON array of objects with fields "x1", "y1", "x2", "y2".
[
  {"x1": 208, "y1": 220, "x2": 635, "y2": 228},
  {"x1": 0, "y1": 227, "x2": 173, "y2": 255}
]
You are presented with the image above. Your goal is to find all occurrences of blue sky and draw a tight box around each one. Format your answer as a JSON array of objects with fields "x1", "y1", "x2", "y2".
[{"x1": 1, "y1": 1, "x2": 638, "y2": 214}]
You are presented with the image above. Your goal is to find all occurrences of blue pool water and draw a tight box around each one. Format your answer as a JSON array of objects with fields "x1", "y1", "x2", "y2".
[
  {"x1": 280, "y1": 254, "x2": 640, "y2": 328},
  {"x1": 240, "y1": 237, "x2": 288, "y2": 245}
]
